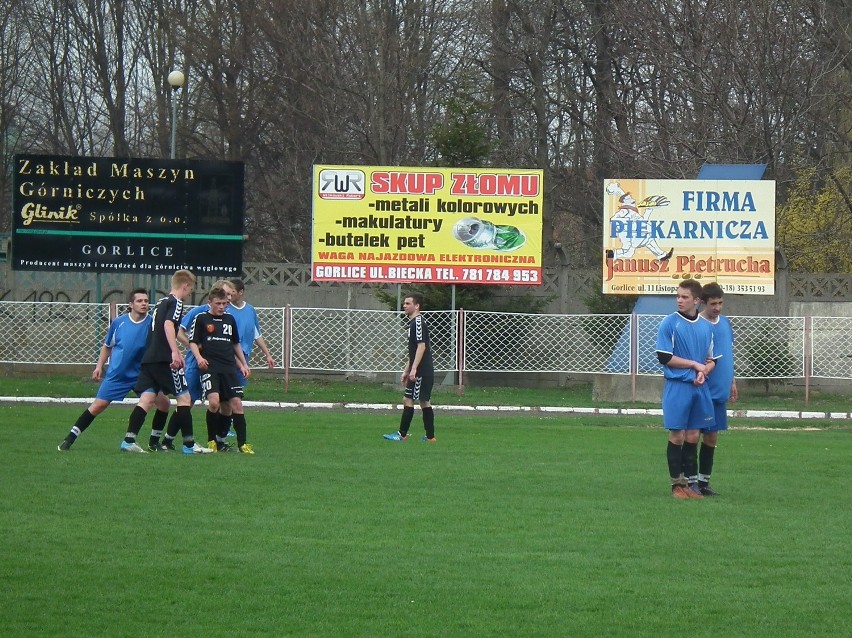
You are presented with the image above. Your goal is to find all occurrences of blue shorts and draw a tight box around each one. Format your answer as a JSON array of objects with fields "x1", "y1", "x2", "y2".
[
  {"x1": 95, "y1": 377, "x2": 137, "y2": 403},
  {"x1": 702, "y1": 401, "x2": 729, "y2": 432},
  {"x1": 183, "y1": 362, "x2": 204, "y2": 403},
  {"x1": 662, "y1": 380, "x2": 715, "y2": 430}
]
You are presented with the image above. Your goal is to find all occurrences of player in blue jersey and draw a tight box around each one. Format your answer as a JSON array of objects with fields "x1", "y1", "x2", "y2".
[
  {"x1": 383, "y1": 293, "x2": 436, "y2": 442},
  {"x1": 178, "y1": 279, "x2": 237, "y2": 406},
  {"x1": 655, "y1": 279, "x2": 718, "y2": 499},
  {"x1": 698, "y1": 282, "x2": 738, "y2": 496},
  {"x1": 215, "y1": 278, "x2": 275, "y2": 438},
  {"x1": 58, "y1": 289, "x2": 171, "y2": 451}
]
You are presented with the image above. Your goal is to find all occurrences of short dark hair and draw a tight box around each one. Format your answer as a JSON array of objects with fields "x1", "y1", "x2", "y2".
[
  {"x1": 678, "y1": 279, "x2": 702, "y2": 297},
  {"x1": 407, "y1": 293, "x2": 424, "y2": 309},
  {"x1": 128, "y1": 288, "x2": 148, "y2": 303},
  {"x1": 229, "y1": 278, "x2": 246, "y2": 292},
  {"x1": 701, "y1": 282, "x2": 724, "y2": 302},
  {"x1": 208, "y1": 286, "x2": 228, "y2": 301}
]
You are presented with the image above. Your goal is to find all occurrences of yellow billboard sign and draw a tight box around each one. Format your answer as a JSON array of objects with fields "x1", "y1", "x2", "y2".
[
  {"x1": 312, "y1": 166, "x2": 544, "y2": 285},
  {"x1": 602, "y1": 179, "x2": 776, "y2": 295}
]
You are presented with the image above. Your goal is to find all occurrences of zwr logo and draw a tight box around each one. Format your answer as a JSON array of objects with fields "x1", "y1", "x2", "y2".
[{"x1": 318, "y1": 169, "x2": 365, "y2": 200}]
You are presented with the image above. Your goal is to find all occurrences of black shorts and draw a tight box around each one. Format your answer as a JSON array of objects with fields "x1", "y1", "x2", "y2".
[
  {"x1": 200, "y1": 371, "x2": 245, "y2": 402},
  {"x1": 404, "y1": 375, "x2": 434, "y2": 403},
  {"x1": 134, "y1": 362, "x2": 189, "y2": 397}
]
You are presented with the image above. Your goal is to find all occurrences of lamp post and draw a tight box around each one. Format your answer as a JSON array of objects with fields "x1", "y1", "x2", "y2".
[{"x1": 167, "y1": 70, "x2": 185, "y2": 159}]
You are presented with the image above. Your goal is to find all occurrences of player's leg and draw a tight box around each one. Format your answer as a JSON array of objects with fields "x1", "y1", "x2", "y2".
[
  {"x1": 681, "y1": 387, "x2": 714, "y2": 497},
  {"x1": 229, "y1": 394, "x2": 252, "y2": 454},
  {"x1": 58, "y1": 398, "x2": 110, "y2": 450},
  {"x1": 662, "y1": 382, "x2": 692, "y2": 498},
  {"x1": 699, "y1": 402, "x2": 727, "y2": 496},
  {"x1": 122, "y1": 391, "x2": 157, "y2": 453},
  {"x1": 384, "y1": 382, "x2": 416, "y2": 441},
  {"x1": 416, "y1": 375, "x2": 435, "y2": 442},
  {"x1": 148, "y1": 392, "x2": 172, "y2": 451},
  {"x1": 201, "y1": 373, "x2": 223, "y2": 450}
]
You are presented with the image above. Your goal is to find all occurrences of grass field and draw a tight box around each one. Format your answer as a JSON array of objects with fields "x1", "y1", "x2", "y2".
[{"x1": 2, "y1": 403, "x2": 850, "y2": 637}]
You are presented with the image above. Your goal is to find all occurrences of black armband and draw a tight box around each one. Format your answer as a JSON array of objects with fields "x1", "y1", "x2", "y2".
[{"x1": 657, "y1": 352, "x2": 673, "y2": 365}]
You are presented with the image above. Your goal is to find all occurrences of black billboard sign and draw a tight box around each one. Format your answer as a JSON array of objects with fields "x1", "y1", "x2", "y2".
[{"x1": 12, "y1": 154, "x2": 244, "y2": 274}]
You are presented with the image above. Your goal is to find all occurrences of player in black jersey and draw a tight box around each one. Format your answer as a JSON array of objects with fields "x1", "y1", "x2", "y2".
[
  {"x1": 188, "y1": 286, "x2": 253, "y2": 454},
  {"x1": 383, "y1": 294, "x2": 436, "y2": 442},
  {"x1": 121, "y1": 269, "x2": 210, "y2": 454}
]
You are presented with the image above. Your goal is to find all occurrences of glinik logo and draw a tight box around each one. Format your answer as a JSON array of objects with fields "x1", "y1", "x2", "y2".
[{"x1": 318, "y1": 169, "x2": 365, "y2": 200}]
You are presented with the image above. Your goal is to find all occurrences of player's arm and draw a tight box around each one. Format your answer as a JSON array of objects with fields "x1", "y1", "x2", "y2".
[
  {"x1": 233, "y1": 343, "x2": 251, "y2": 379},
  {"x1": 254, "y1": 335, "x2": 275, "y2": 368},
  {"x1": 92, "y1": 343, "x2": 111, "y2": 381},
  {"x1": 176, "y1": 325, "x2": 190, "y2": 348},
  {"x1": 408, "y1": 342, "x2": 426, "y2": 381},
  {"x1": 164, "y1": 320, "x2": 183, "y2": 369},
  {"x1": 730, "y1": 378, "x2": 739, "y2": 402}
]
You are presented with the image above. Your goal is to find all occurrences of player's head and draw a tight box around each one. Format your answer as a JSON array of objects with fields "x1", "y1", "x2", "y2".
[
  {"x1": 229, "y1": 278, "x2": 246, "y2": 303},
  {"x1": 701, "y1": 282, "x2": 725, "y2": 319},
  {"x1": 403, "y1": 294, "x2": 423, "y2": 317},
  {"x1": 128, "y1": 288, "x2": 149, "y2": 316},
  {"x1": 676, "y1": 279, "x2": 702, "y2": 315},
  {"x1": 207, "y1": 286, "x2": 229, "y2": 316},
  {"x1": 212, "y1": 279, "x2": 236, "y2": 301},
  {"x1": 171, "y1": 269, "x2": 196, "y2": 299}
]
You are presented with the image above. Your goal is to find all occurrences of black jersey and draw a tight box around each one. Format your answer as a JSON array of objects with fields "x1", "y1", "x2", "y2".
[
  {"x1": 141, "y1": 294, "x2": 184, "y2": 364},
  {"x1": 188, "y1": 312, "x2": 241, "y2": 373},
  {"x1": 407, "y1": 314, "x2": 433, "y2": 376}
]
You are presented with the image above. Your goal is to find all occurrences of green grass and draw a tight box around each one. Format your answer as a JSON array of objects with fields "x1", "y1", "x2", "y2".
[
  {"x1": 1, "y1": 372, "x2": 849, "y2": 413},
  {"x1": 2, "y1": 405, "x2": 850, "y2": 637}
]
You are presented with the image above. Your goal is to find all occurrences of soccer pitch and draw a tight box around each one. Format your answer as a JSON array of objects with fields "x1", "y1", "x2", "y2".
[{"x1": 2, "y1": 405, "x2": 850, "y2": 637}]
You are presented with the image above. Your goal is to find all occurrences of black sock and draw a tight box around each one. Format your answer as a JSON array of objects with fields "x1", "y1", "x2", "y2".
[
  {"x1": 233, "y1": 413, "x2": 247, "y2": 447},
  {"x1": 68, "y1": 409, "x2": 97, "y2": 442},
  {"x1": 206, "y1": 410, "x2": 219, "y2": 442},
  {"x1": 399, "y1": 406, "x2": 415, "y2": 437},
  {"x1": 666, "y1": 441, "x2": 683, "y2": 481},
  {"x1": 218, "y1": 412, "x2": 231, "y2": 440},
  {"x1": 167, "y1": 406, "x2": 193, "y2": 446},
  {"x1": 422, "y1": 406, "x2": 435, "y2": 439},
  {"x1": 150, "y1": 409, "x2": 168, "y2": 446},
  {"x1": 699, "y1": 443, "x2": 716, "y2": 483},
  {"x1": 682, "y1": 441, "x2": 699, "y2": 483},
  {"x1": 125, "y1": 406, "x2": 148, "y2": 444}
]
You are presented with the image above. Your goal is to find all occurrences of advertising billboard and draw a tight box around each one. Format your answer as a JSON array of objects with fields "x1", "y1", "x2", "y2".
[
  {"x1": 312, "y1": 165, "x2": 544, "y2": 285},
  {"x1": 12, "y1": 154, "x2": 244, "y2": 274},
  {"x1": 603, "y1": 179, "x2": 776, "y2": 295}
]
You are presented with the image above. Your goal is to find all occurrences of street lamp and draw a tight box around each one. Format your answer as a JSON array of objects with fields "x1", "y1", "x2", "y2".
[{"x1": 167, "y1": 70, "x2": 185, "y2": 159}]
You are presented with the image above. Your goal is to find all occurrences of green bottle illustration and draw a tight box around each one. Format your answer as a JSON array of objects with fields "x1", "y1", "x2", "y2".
[{"x1": 452, "y1": 217, "x2": 526, "y2": 252}]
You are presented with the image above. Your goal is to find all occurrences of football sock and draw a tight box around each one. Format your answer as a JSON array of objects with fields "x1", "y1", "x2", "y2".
[
  {"x1": 218, "y1": 412, "x2": 231, "y2": 439},
  {"x1": 699, "y1": 442, "x2": 716, "y2": 480},
  {"x1": 399, "y1": 406, "x2": 415, "y2": 437},
  {"x1": 422, "y1": 406, "x2": 435, "y2": 439},
  {"x1": 126, "y1": 406, "x2": 148, "y2": 443},
  {"x1": 150, "y1": 409, "x2": 168, "y2": 446},
  {"x1": 232, "y1": 413, "x2": 247, "y2": 447},
  {"x1": 69, "y1": 409, "x2": 97, "y2": 442},
  {"x1": 666, "y1": 441, "x2": 683, "y2": 481},
  {"x1": 681, "y1": 441, "x2": 699, "y2": 483},
  {"x1": 206, "y1": 409, "x2": 219, "y2": 442}
]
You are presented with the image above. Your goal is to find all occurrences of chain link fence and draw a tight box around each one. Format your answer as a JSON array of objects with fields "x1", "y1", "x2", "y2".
[{"x1": 1, "y1": 302, "x2": 850, "y2": 383}]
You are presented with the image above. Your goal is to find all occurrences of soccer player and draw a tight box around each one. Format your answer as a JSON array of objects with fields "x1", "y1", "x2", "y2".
[
  {"x1": 655, "y1": 279, "x2": 718, "y2": 499},
  {"x1": 57, "y1": 289, "x2": 170, "y2": 451},
  {"x1": 383, "y1": 293, "x2": 436, "y2": 442},
  {"x1": 217, "y1": 278, "x2": 275, "y2": 438},
  {"x1": 698, "y1": 282, "x2": 738, "y2": 496},
  {"x1": 178, "y1": 279, "x2": 237, "y2": 406},
  {"x1": 188, "y1": 286, "x2": 253, "y2": 454},
  {"x1": 121, "y1": 269, "x2": 211, "y2": 454}
]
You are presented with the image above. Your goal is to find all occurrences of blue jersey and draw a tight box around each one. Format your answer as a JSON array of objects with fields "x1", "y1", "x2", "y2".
[
  {"x1": 227, "y1": 302, "x2": 262, "y2": 358},
  {"x1": 656, "y1": 312, "x2": 715, "y2": 383},
  {"x1": 702, "y1": 314, "x2": 735, "y2": 402},
  {"x1": 95, "y1": 313, "x2": 152, "y2": 402}
]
